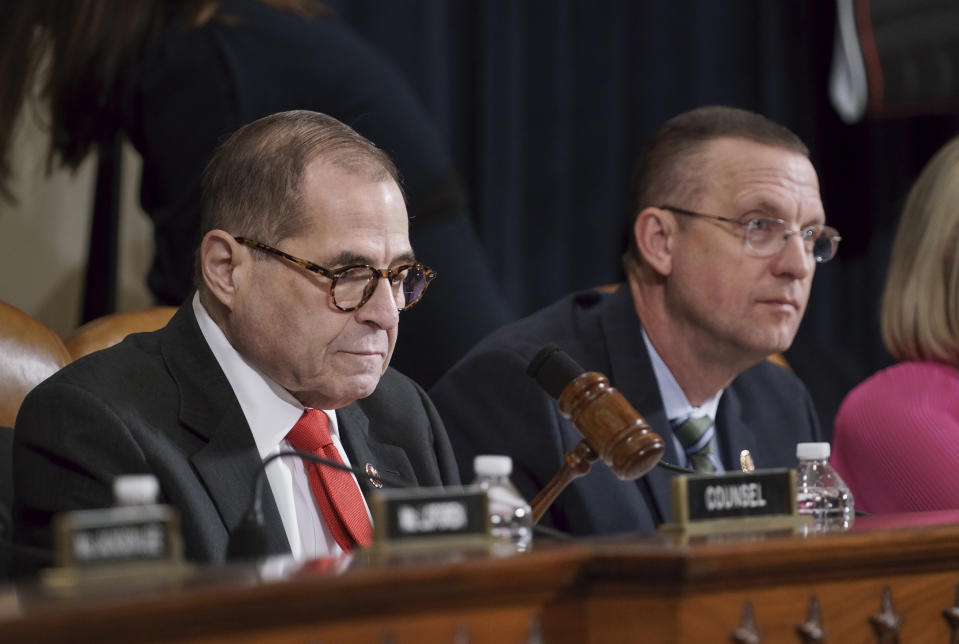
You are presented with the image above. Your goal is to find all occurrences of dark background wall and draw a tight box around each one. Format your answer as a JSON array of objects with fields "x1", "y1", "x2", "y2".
[{"x1": 326, "y1": 0, "x2": 959, "y2": 415}]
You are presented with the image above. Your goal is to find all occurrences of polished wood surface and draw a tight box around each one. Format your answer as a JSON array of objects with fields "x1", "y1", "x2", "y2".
[{"x1": 4, "y1": 512, "x2": 959, "y2": 643}]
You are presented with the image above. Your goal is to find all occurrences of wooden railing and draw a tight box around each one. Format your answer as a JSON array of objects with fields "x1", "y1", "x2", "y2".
[{"x1": 4, "y1": 511, "x2": 959, "y2": 643}]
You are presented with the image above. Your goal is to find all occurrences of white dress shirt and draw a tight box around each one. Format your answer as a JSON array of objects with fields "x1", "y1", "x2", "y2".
[
  {"x1": 641, "y1": 329, "x2": 724, "y2": 472},
  {"x1": 193, "y1": 294, "x2": 370, "y2": 559}
]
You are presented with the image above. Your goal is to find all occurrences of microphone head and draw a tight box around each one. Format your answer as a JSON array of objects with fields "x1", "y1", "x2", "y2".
[
  {"x1": 227, "y1": 510, "x2": 270, "y2": 561},
  {"x1": 527, "y1": 345, "x2": 586, "y2": 399}
]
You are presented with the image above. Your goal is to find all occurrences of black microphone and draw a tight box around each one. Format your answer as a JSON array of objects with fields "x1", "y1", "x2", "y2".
[
  {"x1": 527, "y1": 344, "x2": 693, "y2": 475},
  {"x1": 527, "y1": 344, "x2": 582, "y2": 399},
  {"x1": 228, "y1": 449, "x2": 410, "y2": 561}
]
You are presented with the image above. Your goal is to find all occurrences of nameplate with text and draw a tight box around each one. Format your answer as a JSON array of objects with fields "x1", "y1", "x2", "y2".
[
  {"x1": 52, "y1": 504, "x2": 182, "y2": 568},
  {"x1": 370, "y1": 486, "x2": 489, "y2": 550},
  {"x1": 670, "y1": 468, "x2": 796, "y2": 525}
]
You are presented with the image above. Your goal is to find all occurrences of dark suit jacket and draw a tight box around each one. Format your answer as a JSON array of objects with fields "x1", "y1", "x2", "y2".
[
  {"x1": 0, "y1": 425, "x2": 11, "y2": 579},
  {"x1": 429, "y1": 287, "x2": 821, "y2": 536},
  {"x1": 13, "y1": 302, "x2": 459, "y2": 568}
]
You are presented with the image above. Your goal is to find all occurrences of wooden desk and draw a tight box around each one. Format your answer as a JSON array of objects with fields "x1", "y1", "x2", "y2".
[{"x1": 3, "y1": 513, "x2": 959, "y2": 643}]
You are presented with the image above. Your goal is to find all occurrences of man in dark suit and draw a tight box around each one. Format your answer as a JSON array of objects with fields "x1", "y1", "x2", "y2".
[
  {"x1": 430, "y1": 106, "x2": 837, "y2": 536},
  {"x1": 13, "y1": 111, "x2": 459, "y2": 568}
]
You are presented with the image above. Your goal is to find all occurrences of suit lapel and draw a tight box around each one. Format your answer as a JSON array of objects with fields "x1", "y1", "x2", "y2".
[
  {"x1": 599, "y1": 287, "x2": 678, "y2": 524},
  {"x1": 161, "y1": 302, "x2": 290, "y2": 556},
  {"x1": 715, "y1": 385, "x2": 759, "y2": 472},
  {"x1": 337, "y1": 403, "x2": 416, "y2": 497}
]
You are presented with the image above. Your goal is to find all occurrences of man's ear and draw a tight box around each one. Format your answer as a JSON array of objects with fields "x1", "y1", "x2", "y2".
[
  {"x1": 633, "y1": 207, "x2": 676, "y2": 276},
  {"x1": 200, "y1": 230, "x2": 246, "y2": 310}
]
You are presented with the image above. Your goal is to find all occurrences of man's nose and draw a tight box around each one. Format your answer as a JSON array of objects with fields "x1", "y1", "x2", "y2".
[
  {"x1": 772, "y1": 231, "x2": 814, "y2": 279},
  {"x1": 356, "y1": 277, "x2": 400, "y2": 329}
]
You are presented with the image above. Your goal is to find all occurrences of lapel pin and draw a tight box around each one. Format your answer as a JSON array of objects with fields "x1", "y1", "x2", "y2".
[
  {"x1": 739, "y1": 450, "x2": 755, "y2": 473},
  {"x1": 365, "y1": 463, "x2": 383, "y2": 488}
]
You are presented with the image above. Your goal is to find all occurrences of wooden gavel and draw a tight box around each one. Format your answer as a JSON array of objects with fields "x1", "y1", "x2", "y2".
[{"x1": 527, "y1": 348, "x2": 666, "y2": 524}]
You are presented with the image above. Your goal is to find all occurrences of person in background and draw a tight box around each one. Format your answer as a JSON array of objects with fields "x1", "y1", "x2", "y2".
[
  {"x1": 0, "y1": 0, "x2": 511, "y2": 388},
  {"x1": 832, "y1": 135, "x2": 959, "y2": 514},
  {"x1": 430, "y1": 105, "x2": 833, "y2": 536},
  {"x1": 13, "y1": 111, "x2": 459, "y2": 572}
]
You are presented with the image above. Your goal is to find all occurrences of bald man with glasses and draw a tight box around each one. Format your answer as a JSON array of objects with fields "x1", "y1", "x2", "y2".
[
  {"x1": 430, "y1": 105, "x2": 831, "y2": 537},
  {"x1": 13, "y1": 111, "x2": 459, "y2": 570}
]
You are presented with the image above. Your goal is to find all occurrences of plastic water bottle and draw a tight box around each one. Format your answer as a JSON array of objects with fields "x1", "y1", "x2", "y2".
[
  {"x1": 472, "y1": 455, "x2": 533, "y2": 551},
  {"x1": 795, "y1": 442, "x2": 854, "y2": 532},
  {"x1": 114, "y1": 474, "x2": 163, "y2": 507}
]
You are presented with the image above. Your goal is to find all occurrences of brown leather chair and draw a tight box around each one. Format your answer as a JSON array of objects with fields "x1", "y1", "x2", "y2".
[
  {"x1": 64, "y1": 306, "x2": 177, "y2": 360},
  {"x1": 0, "y1": 300, "x2": 72, "y2": 428}
]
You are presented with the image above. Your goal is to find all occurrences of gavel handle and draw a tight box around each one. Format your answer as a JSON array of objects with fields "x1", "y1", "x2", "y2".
[{"x1": 529, "y1": 439, "x2": 598, "y2": 524}]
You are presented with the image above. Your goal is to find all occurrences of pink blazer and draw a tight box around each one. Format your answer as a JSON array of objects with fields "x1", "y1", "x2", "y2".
[{"x1": 832, "y1": 361, "x2": 959, "y2": 513}]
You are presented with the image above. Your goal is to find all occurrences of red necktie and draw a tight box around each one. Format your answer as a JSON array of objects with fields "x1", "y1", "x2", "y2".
[{"x1": 285, "y1": 409, "x2": 373, "y2": 551}]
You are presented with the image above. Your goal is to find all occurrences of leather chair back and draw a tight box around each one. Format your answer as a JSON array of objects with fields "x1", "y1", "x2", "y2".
[
  {"x1": 0, "y1": 301, "x2": 72, "y2": 428},
  {"x1": 64, "y1": 306, "x2": 177, "y2": 360}
]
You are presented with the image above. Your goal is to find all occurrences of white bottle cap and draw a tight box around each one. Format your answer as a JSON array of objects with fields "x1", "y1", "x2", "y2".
[
  {"x1": 796, "y1": 442, "x2": 831, "y2": 460},
  {"x1": 113, "y1": 474, "x2": 160, "y2": 505},
  {"x1": 474, "y1": 455, "x2": 513, "y2": 477}
]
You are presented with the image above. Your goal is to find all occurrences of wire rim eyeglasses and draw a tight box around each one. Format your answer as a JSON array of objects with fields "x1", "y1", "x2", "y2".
[
  {"x1": 234, "y1": 236, "x2": 436, "y2": 312},
  {"x1": 659, "y1": 205, "x2": 842, "y2": 263}
]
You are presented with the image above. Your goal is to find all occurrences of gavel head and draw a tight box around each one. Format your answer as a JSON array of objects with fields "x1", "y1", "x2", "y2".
[
  {"x1": 526, "y1": 345, "x2": 665, "y2": 480},
  {"x1": 556, "y1": 372, "x2": 665, "y2": 480}
]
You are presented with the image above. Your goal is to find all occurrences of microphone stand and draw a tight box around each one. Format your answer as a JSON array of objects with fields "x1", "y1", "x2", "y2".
[{"x1": 228, "y1": 449, "x2": 408, "y2": 561}]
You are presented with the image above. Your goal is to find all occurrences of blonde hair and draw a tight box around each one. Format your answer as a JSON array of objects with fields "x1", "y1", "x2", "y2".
[{"x1": 882, "y1": 135, "x2": 959, "y2": 366}]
